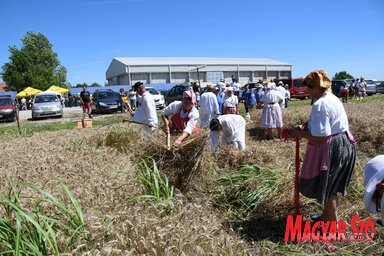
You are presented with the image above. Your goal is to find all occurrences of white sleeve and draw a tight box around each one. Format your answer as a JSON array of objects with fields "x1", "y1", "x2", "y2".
[
  {"x1": 162, "y1": 101, "x2": 181, "y2": 116},
  {"x1": 145, "y1": 95, "x2": 158, "y2": 125},
  {"x1": 309, "y1": 102, "x2": 331, "y2": 136},
  {"x1": 184, "y1": 108, "x2": 199, "y2": 134}
]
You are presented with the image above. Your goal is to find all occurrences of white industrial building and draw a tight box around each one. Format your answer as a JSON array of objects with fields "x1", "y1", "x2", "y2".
[{"x1": 106, "y1": 57, "x2": 292, "y2": 86}]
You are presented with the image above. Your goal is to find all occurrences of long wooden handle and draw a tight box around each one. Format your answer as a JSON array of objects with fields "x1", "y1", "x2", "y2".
[{"x1": 167, "y1": 131, "x2": 171, "y2": 150}]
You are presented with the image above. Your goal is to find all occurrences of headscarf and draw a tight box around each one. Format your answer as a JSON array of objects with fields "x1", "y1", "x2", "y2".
[
  {"x1": 303, "y1": 70, "x2": 332, "y2": 93},
  {"x1": 183, "y1": 90, "x2": 196, "y2": 104}
]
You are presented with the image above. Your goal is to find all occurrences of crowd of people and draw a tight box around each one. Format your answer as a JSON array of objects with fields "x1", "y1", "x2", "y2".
[{"x1": 129, "y1": 70, "x2": 384, "y2": 226}]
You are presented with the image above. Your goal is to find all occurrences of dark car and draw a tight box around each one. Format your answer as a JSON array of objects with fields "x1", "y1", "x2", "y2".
[
  {"x1": 376, "y1": 82, "x2": 384, "y2": 94},
  {"x1": 331, "y1": 80, "x2": 345, "y2": 97},
  {"x1": 0, "y1": 95, "x2": 16, "y2": 122},
  {"x1": 165, "y1": 83, "x2": 191, "y2": 105},
  {"x1": 91, "y1": 89, "x2": 123, "y2": 114}
]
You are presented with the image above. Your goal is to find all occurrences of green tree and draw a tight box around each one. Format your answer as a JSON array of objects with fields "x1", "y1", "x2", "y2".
[
  {"x1": 333, "y1": 71, "x2": 354, "y2": 80},
  {"x1": 90, "y1": 82, "x2": 101, "y2": 87},
  {"x1": 1, "y1": 31, "x2": 67, "y2": 91}
]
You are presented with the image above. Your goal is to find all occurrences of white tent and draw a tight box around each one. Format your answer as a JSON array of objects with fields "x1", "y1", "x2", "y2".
[{"x1": 44, "y1": 89, "x2": 61, "y2": 95}]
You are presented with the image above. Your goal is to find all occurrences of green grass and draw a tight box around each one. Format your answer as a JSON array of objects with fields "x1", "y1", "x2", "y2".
[
  {"x1": 214, "y1": 165, "x2": 281, "y2": 217},
  {"x1": 128, "y1": 158, "x2": 174, "y2": 203},
  {"x1": 0, "y1": 114, "x2": 126, "y2": 138},
  {"x1": 0, "y1": 180, "x2": 85, "y2": 255}
]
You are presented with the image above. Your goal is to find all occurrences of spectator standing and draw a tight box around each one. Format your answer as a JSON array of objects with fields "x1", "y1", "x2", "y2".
[
  {"x1": 358, "y1": 77, "x2": 367, "y2": 101},
  {"x1": 199, "y1": 84, "x2": 220, "y2": 128},
  {"x1": 255, "y1": 83, "x2": 264, "y2": 108},
  {"x1": 276, "y1": 81, "x2": 286, "y2": 109},
  {"x1": 215, "y1": 87, "x2": 223, "y2": 115},
  {"x1": 354, "y1": 78, "x2": 360, "y2": 99},
  {"x1": 231, "y1": 79, "x2": 241, "y2": 98},
  {"x1": 340, "y1": 81, "x2": 349, "y2": 103},
  {"x1": 284, "y1": 84, "x2": 291, "y2": 108},
  {"x1": 192, "y1": 81, "x2": 201, "y2": 107},
  {"x1": 217, "y1": 78, "x2": 226, "y2": 90},
  {"x1": 128, "y1": 89, "x2": 137, "y2": 110},
  {"x1": 21, "y1": 98, "x2": 27, "y2": 110},
  {"x1": 242, "y1": 85, "x2": 250, "y2": 114},
  {"x1": 132, "y1": 82, "x2": 158, "y2": 133},
  {"x1": 258, "y1": 83, "x2": 283, "y2": 140},
  {"x1": 288, "y1": 69, "x2": 356, "y2": 222},
  {"x1": 209, "y1": 115, "x2": 246, "y2": 151},
  {"x1": 222, "y1": 87, "x2": 239, "y2": 114},
  {"x1": 79, "y1": 85, "x2": 92, "y2": 118},
  {"x1": 245, "y1": 87, "x2": 257, "y2": 112}
]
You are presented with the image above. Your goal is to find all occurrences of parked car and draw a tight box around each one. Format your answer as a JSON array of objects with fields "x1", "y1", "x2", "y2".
[
  {"x1": 275, "y1": 78, "x2": 308, "y2": 99},
  {"x1": 32, "y1": 92, "x2": 63, "y2": 120},
  {"x1": 364, "y1": 79, "x2": 377, "y2": 96},
  {"x1": 147, "y1": 87, "x2": 165, "y2": 109},
  {"x1": 376, "y1": 82, "x2": 384, "y2": 94},
  {"x1": 331, "y1": 80, "x2": 345, "y2": 96},
  {"x1": 165, "y1": 83, "x2": 191, "y2": 105},
  {"x1": 0, "y1": 95, "x2": 16, "y2": 122},
  {"x1": 91, "y1": 89, "x2": 122, "y2": 114}
]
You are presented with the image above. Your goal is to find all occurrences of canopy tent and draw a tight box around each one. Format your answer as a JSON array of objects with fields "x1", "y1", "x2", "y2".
[
  {"x1": 48, "y1": 85, "x2": 68, "y2": 94},
  {"x1": 43, "y1": 89, "x2": 61, "y2": 95},
  {"x1": 16, "y1": 87, "x2": 42, "y2": 98}
]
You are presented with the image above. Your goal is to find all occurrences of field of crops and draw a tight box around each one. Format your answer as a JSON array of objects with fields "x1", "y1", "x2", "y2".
[{"x1": 0, "y1": 96, "x2": 383, "y2": 255}]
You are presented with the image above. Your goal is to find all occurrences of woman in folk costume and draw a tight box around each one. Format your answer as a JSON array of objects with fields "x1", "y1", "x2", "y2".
[
  {"x1": 222, "y1": 87, "x2": 239, "y2": 114},
  {"x1": 288, "y1": 70, "x2": 356, "y2": 222},
  {"x1": 258, "y1": 83, "x2": 283, "y2": 140},
  {"x1": 162, "y1": 90, "x2": 199, "y2": 147}
]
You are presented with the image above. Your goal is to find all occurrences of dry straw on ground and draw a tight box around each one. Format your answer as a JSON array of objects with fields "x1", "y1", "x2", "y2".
[{"x1": 0, "y1": 98, "x2": 383, "y2": 255}]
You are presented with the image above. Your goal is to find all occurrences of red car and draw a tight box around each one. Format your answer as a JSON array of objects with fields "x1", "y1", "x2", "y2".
[
  {"x1": 0, "y1": 95, "x2": 17, "y2": 122},
  {"x1": 275, "y1": 78, "x2": 308, "y2": 99}
]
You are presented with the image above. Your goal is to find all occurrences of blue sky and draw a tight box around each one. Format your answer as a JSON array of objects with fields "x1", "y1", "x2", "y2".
[{"x1": 0, "y1": 0, "x2": 383, "y2": 86}]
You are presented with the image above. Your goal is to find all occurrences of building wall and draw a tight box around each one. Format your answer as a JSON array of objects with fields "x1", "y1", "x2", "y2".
[{"x1": 106, "y1": 60, "x2": 292, "y2": 86}]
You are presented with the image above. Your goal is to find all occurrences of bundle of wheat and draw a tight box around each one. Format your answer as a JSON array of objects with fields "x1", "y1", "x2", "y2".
[{"x1": 133, "y1": 129, "x2": 210, "y2": 191}]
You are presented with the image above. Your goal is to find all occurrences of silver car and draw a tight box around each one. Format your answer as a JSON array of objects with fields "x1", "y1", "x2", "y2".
[
  {"x1": 32, "y1": 92, "x2": 63, "y2": 119},
  {"x1": 364, "y1": 80, "x2": 377, "y2": 96}
]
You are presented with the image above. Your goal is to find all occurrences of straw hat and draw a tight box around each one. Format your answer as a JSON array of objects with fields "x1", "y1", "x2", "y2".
[{"x1": 364, "y1": 155, "x2": 384, "y2": 213}]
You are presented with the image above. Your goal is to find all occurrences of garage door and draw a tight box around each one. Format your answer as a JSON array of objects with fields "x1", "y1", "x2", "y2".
[
  {"x1": 151, "y1": 73, "x2": 168, "y2": 84},
  {"x1": 239, "y1": 71, "x2": 251, "y2": 85},
  {"x1": 131, "y1": 73, "x2": 149, "y2": 85},
  {"x1": 171, "y1": 72, "x2": 188, "y2": 83}
]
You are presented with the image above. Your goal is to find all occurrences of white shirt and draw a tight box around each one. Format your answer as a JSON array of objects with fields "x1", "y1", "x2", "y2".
[
  {"x1": 132, "y1": 91, "x2": 158, "y2": 126},
  {"x1": 260, "y1": 89, "x2": 282, "y2": 105},
  {"x1": 308, "y1": 92, "x2": 349, "y2": 137},
  {"x1": 199, "y1": 92, "x2": 219, "y2": 115},
  {"x1": 231, "y1": 82, "x2": 241, "y2": 92},
  {"x1": 217, "y1": 81, "x2": 226, "y2": 89},
  {"x1": 162, "y1": 101, "x2": 199, "y2": 135},
  {"x1": 275, "y1": 86, "x2": 286, "y2": 108},
  {"x1": 211, "y1": 114, "x2": 246, "y2": 151},
  {"x1": 359, "y1": 81, "x2": 367, "y2": 92},
  {"x1": 222, "y1": 94, "x2": 239, "y2": 108}
]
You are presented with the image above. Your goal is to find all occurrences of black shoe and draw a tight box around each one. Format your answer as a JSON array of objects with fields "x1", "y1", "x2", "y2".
[{"x1": 88, "y1": 114, "x2": 93, "y2": 119}]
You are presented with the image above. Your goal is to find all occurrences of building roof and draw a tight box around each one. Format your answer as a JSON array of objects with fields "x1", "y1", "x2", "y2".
[{"x1": 113, "y1": 57, "x2": 290, "y2": 66}]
